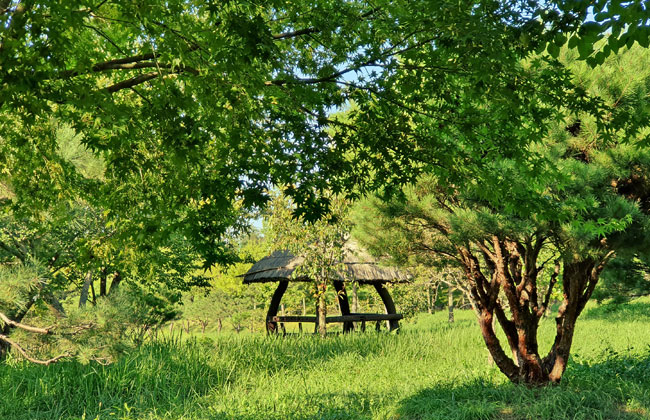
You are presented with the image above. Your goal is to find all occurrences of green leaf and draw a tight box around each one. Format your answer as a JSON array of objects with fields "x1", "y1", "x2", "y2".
[
  {"x1": 636, "y1": 28, "x2": 650, "y2": 48},
  {"x1": 577, "y1": 39, "x2": 594, "y2": 59},
  {"x1": 609, "y1": 36, "x2": 620, "y2": 54},
  {"x1": 547, "y1": 42, "x2": 560, "y2": 59}
]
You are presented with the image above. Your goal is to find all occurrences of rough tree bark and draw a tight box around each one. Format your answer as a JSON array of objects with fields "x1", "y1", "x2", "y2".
[{"x1": 456, "y1": 236, "x2": 613, "y2": 385}]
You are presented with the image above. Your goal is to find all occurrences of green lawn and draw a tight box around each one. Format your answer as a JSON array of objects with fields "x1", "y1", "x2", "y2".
[{"x1": 2, "y1": 299, "x2": 650, "y2": 420}]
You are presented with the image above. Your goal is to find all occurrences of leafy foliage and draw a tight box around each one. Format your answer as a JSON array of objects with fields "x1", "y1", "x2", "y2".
[
  {"x1": 352, "y1": 44, "x2": 650, "y2": 384},
  {"x1": 1, "y1": 0, "x2": 635, "y2": 267}
]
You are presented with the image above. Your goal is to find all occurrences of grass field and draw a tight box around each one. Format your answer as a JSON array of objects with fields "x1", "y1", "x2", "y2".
[{"x1": 1, "y1": 299, "x2": 649, "y2": 420}]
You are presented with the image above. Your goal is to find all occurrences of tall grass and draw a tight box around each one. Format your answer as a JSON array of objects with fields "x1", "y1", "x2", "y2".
[{"x1": 1, "y1": 299, "x2": 649, "y2": 420}]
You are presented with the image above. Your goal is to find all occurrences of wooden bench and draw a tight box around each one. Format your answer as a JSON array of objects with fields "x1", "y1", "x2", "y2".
[{"x1": 268, "y1": 313, "x2": 403, "y2": 333}]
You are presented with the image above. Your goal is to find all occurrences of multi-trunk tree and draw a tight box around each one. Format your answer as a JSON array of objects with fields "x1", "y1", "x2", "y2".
[{"x1": 353, "y1": 45, "x2": 650, "y2": 385}]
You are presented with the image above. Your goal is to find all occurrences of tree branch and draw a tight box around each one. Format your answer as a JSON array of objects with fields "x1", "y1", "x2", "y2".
[
  {"x1": 0, "y1": 311, "x2": 51, "y2": 334},
  {"x1": 267, "y1": 35, "x2": 439, "y2": 87},
  {"x1": 538, "y1": 260, "x2": 560, "y2": 318},
  {"x1": 270, "y1": 6, "x2": 380, "y2": 41},
  {"x1": 60, "y1": 44, "x2": 200, "y2": 78},
  {"x1": 0, "y1": 0, "x2": 13, "y2": 15},
  {"x1": 105, "y1": 72, "x2": 160, "y2": 92},
  {"x1": 0, "y1": 239, "x2": 25, "y2": 261},
  {"x1": 82, "y1": 24, "x2": 125, "y2": 54},
  {"x1": 0, "y1": 334, "x2": 69, "y2": 365},
  {"x1": 272, "y1": 27, "x2": 320, "y2": 40},
  {"x1": 578, "y1": 251, "x2": 616, "y2": 313}
]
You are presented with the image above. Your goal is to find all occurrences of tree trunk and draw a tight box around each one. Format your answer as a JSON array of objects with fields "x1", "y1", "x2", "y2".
[
  {"x1": 447, "y1": 287, "x2": 454, "y2": 323},
  {"x1": 432, "y1": 283, "x2": 440, "y2": 313},
  {"x1": 317, "y1": 282, "x2": 327, "y2": 338},
  {"x1": 90, "y1": 282, "x2": 97, "y2": 306},
  {"x1": 299, "y1": 297, "x2": 305, "y2": 333},
  {"x1": 0, "y1": 339, "x2": 9, "y2": 362},
  {"x1": 352, "y1": 282, "x2": 359, "y2": 313},
  {"x1": 109, "y1": 271, "x2": 122, "y2": 295},
  {"x1": 99, "y1": 267, "x2": 107, "y2": 297},
  {"x1": 480, "y1": 267, "x2": 599, "y2": 385},
  {"x1": 44, "y1": 292, "x2": 66, "y2": 318},
  {"x1": 0, "y1": 320, "x2": 11, "y2": 362},
  {"x1": 459, "y1": 238, "x2": 612, "y2": 386},
  {"x1": 79, "y1": 271, "x2": 93, "y2": 308},
  {"x1": 479, "y1": 309, "x2": 519, "y2": 382}
]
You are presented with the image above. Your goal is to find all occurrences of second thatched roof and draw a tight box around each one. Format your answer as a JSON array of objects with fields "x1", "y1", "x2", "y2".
[{"x1": 242, "y1": 242, "x2": 411, "y2": 284}]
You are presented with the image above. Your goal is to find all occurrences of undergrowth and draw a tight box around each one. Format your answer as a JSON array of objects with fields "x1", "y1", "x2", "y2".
[{"x1": 1, "y1": 298, "x2": 649, "y2": 420}]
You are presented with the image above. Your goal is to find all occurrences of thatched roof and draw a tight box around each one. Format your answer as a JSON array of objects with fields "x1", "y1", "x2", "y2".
[{"x1": 242, "y1": 242, "x2": 411, "y2": 284}]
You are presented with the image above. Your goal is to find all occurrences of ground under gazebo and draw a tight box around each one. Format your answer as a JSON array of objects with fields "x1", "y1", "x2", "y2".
[{"x1": 242, "y1": 244, "x2": 410, "y2": 334}]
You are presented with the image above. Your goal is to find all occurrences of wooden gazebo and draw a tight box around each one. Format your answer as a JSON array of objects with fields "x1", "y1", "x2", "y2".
[{"x1": 242, "y1": 243, "x2": 410, "y2": 333}]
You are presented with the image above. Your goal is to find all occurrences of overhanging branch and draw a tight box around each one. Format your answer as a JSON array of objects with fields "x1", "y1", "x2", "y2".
[
  {"x1": 0, "y1": 311, "x2": 51, "y2": 334},
  {"x1": 0, "y1": 334, "x2": 69, "y2": 365},
  {"x1": 273, "y1": 27, "x2": 319, "y2": 40}
]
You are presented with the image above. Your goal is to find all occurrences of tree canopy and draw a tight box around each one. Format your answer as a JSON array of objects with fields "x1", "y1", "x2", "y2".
[{"x1": 3, "y1": 0, "x2": 645, "y2": 268}]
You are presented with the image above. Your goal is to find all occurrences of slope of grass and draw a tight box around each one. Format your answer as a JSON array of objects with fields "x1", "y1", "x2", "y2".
[{"x1": 1, "y1": 299, "x2": 649, "y2": 420}]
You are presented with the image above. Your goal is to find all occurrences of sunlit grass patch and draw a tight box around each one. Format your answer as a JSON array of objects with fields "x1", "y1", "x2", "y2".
[{"x1": 1, "y1": 303, "x2": 649, "y2": 420}]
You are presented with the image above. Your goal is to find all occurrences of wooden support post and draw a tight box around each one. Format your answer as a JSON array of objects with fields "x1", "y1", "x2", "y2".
[
  {"x1": 373, "y1": 283, "x2": 400, "y2": 332},
  {"x1": 266, "y1": 281, "x2": 289, "y2": 334},
  {"x1": 333, "y1": 281, "x2": 354, "y2": 332}
]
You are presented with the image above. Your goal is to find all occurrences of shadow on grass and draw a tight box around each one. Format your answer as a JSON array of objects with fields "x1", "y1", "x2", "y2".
[
  {"x1": 0, "y1": 340, "x2": 234, "y2": 420},
  {"x1": 396, "y1": 352, "x2": 650, "y2": 420}
]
